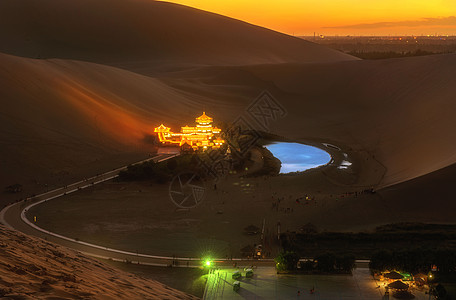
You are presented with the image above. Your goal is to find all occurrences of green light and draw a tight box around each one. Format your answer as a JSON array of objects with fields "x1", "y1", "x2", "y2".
[{"x1": 204, "y1": 260, "x2": 212, "y2": 267}]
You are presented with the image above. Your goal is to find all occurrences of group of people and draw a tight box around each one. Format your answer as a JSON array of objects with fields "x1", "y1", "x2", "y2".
[
  {"x1": 270, "y1": 193, "x2": 317, "y2": 213},
  {"x1": 297, "y1": 286, "x2": 315, "y2": 296}
]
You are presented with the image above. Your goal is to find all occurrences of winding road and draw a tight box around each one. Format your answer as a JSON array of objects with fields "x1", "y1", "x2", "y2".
[{"x1": 0, "y1": 153, "x2": 275, "y2": 269}]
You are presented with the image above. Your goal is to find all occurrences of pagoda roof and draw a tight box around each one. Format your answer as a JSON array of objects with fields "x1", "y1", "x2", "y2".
[
  {"x1": 384, "y1": 271, "x2": 404, "y2": 279},
  {"x1": 388, "y1": 280, "x2": 409, "y2": 290},
  {"x1": 195, "y1": 112, "x2": 213, "y2": 123},
  {"x1": 154, "y1": 124, "x2": 171, "y2": 132}
]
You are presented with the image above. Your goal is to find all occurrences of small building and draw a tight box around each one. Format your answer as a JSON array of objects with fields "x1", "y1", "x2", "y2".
[{"x1": 154, "y1": 112, "x2": 224, "y2": 151}]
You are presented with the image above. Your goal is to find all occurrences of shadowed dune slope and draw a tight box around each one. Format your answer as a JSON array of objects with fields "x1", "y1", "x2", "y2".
[
  {"x1": 0, "y1": 225, "x2": 199, "y2": 299},
  {"x1": 1, "y1": 52, "x2": 456, "y2": 193},
  {"x1": 378, "y1": 161, "x2": 456, "y2": 219},
  {"x1": 0, "y1": 0, "x2": 355, "y2": 70}
]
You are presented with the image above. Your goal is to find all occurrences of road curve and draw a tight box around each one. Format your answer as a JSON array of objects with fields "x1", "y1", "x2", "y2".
[{"x1": 0, "y1": 153, "x2": 275, "y2": 268}]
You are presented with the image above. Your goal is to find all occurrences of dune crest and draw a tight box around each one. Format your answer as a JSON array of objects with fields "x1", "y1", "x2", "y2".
[{"x1": 0, "y1": 0, "x2": 356, "y2": 70}]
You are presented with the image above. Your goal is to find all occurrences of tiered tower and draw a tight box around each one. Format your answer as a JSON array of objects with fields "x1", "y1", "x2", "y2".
[{"x1": 154, "y1": 112, "x2": 224, "y2": 150}]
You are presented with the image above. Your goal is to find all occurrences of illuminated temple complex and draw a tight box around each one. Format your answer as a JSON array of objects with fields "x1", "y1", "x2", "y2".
[{"x1": 154, "y1": 112, "x2": 224, "y2": 150}]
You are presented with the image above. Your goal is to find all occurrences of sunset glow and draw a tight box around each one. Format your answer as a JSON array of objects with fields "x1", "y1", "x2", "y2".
[{"x1": 167, "y1": 0, "x2": 456, "y2": 35}]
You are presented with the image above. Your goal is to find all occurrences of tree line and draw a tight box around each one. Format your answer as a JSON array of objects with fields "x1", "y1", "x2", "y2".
[
  {"x1": 369, "y1": 248, "x2": 456, "y2": 274},
  {"x1": 275, "y1": 251, "x2": 355, "y2": 274},
  {"x1": 347, "y1": 49, "x2": 453, "y2": 59}
]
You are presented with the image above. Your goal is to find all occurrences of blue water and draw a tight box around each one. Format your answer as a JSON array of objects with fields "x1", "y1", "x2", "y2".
[{"x1": 265, "y1": 142, "x2": 331, "y2": 174}]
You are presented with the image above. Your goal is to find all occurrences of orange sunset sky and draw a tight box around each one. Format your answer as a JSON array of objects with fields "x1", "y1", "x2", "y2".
[{"x1": 167, "y1": 0, "x2": 456, "y2": 36}]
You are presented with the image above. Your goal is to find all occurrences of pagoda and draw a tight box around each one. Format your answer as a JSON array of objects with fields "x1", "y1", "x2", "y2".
[{"x1": 154, "y1": 112, "x2": 224, "y2": 150}]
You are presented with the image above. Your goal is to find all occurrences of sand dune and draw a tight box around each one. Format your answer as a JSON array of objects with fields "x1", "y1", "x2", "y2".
[
  {"x1": 0, "y1": 225, "x2": 199, "y2": 299},
  {"x1": 1, "y1": 1, "x2": 455, "y2": 298},
  {"x1": 1, "y1": 0, "x2": 453, "y2": 192},
  {"x1": 2, "y1": 51, "x2": 456, "y2": 200},
  {"x1": 160, "y1": 54, "x2": 456, "y2": 188},
  {"x1": 0, "y1": 0, "x2": 454, "y2": 217},
  {"x1": 0, "y1": 51, "x2": 211, "y2": 197},
  {"x1": 0, "y1": 0, "x2": 355, "y2": 70}
]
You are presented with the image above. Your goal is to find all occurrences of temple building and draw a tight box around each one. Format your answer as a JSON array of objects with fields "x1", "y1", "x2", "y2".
[{"x1": 154, "y1": 112, "x2": 224, "y2": 150}]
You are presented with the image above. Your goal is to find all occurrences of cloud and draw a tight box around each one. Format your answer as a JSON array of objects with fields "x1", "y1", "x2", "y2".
[{"x1": 324, "y1": 16, "x2": 456, "y2": 29}]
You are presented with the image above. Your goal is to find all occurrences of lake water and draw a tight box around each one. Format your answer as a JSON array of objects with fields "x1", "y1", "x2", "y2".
[{"x1": 265, "y1": 142, "x2": 331, "y2": 173}]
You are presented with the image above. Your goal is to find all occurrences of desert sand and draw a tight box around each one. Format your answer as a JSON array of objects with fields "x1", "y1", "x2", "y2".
[
  {"x1": 1, "y1": 50, "x2": 456, "y2": 200},
  {"x1": 0, "y1": 1, "x2": 454, "y2": 195},
  {"x1": 0, "y1": 0, "x2": 454, "y2": 247},
  {"x1": 1, "y1": 0, "x2": 456, "y2": 297},
  {"x1": 0, "y1": 224, "x2": 199, "y2": 299}
]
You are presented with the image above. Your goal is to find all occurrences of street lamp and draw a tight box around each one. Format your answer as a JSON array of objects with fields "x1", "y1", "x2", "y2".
[{"x1": 203, "y1": 259, "x2": 213, "y2": 268}]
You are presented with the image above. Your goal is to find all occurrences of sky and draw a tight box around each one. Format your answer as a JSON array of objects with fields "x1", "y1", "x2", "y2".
[{"x1": 167, "y1": 0, "x2": 456, "y2": 36}]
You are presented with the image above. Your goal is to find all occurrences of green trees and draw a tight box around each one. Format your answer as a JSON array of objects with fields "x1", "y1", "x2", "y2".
[
  {"x1": 338, "y1": 254, "x2": 356, "y2": 273},
  {"x1": 118, "y1": 160, "x2": 169, "y2": 182},
  {"x1": 315, "y1": 252, "x2": 355, "y2": 273},
  {"x1": 117, "y1": 154, "x2": 198, "y2": 183},
  {"x1": 347, "y1": 49, "x2": 442, "y2": 60},
  {"x1": 275, "y1": 251, "x2": 299, "y2": 272},
  {"x1": 315, "y1": 252, "x2": 336, "y2": 272},
  {"x1": 369, "y1": 249, "x2": 393, "y2": 271},
  {"x1": 4, "y1": 183, "x2": 22, "y2": 193},
  {"x1": 275, "y1": 251, "x2": 355, "y2": 274},
  {"x1": 433, "y1": 284, "x2": 448, "y2": 299}
]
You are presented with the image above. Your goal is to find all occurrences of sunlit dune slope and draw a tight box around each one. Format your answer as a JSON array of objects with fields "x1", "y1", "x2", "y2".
[
  {"x1": 0, "y1": 225, "x2": 199, "y2": 299},
  {"x1": 0, "y1": 0, "x2": 355, "y2": 69},
  {"x1": 0, "y1": 52, "x2": 205, "y2": 192},
  {"x1": 161, "y1": 54, "x2": 456, "y2": 188}
]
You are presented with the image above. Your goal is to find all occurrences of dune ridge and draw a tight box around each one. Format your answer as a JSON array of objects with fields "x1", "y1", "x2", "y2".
[{"x1": 0, "y1": 0, "x2": 356, "y2": 71}]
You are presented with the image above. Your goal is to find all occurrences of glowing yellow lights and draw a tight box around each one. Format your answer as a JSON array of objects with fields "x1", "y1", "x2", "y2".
[
  {"x1": 166, "y1": 0, "x2": 456, "y2": 35},
  {"x1": 154, "y1": 112, "x2": 225, "y2": 151}
]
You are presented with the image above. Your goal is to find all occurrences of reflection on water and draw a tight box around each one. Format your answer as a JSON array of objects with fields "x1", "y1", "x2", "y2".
[{"x1": 266, "y1": 142, "x2": 331, "y2": 173}]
